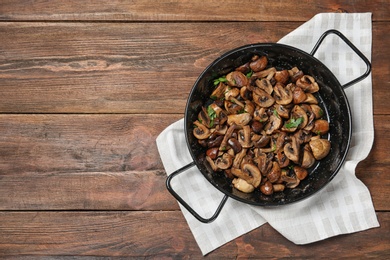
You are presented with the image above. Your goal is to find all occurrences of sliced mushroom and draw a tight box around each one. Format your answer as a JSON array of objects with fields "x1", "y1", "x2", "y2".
[
  {"x1": 264, "y1": 114, "x2": 282, "y2": 135},
  {"x1": 282, "y1": 105, "x2": 308, "y2": 132},
  {"x1": 255, "y1": 78, "x2": 273, "y2": 95},
  {"x1": 280, "y1": 169, "x2": 301, "y2": 189},
  {"x1": 211, "y1": 82, "x2": 228, "y2": 99},
  {"x1": 273, "y1": 82, "x2": 293, "y2": 105},
  {"x1": 310, "y1": 104, "x2": 324, "y2": 119},
  {"x1": 198, "y1": 106, "x2": 211, "y2": 127},
  {"x1": 193, "y1": 120, "x2": 211, "y2": 139},
  {"x1": 274, "y1": 104, "x2": 290, "y2": 119},
  {"x1": 236, "y1": 62, "x2": 251, "y2": 74},
  {"x1": 227, "y1": 113, "x2": 252, "y2": 126},
  {"x1": 253, "y1": 67, "x2": 276, "y2": 79},
  {"x1": 273, "y1": 184, "x2": 285, "y2": 192},
  {"x1": 206, "y1": 156, "x2": 219, "y2": 171},
  {"x1": 253, "y1": 134, "x2": 271, "y2": 148},
  {"x1": 304, "y1": 93, "x2": 319, "y2": 104},
  {"x1": 267, "y1": 161, "x2": 281, "y2": 183},
  {"x1": 240, "y1": 86, "x2": 252, "y2": 100},
  {"x1": 253, "y1": 88, "x2": 275, "y2": 108},
  {"x1": 231, "y1": 163, "x2": 261, "y2": 188},
  {"x1": 294, "y1": 129, "x2": 312, "y2": 145},
  {"x1": 251, "y1": 121, "x2": 264, "y2": 134},
  {"x1": 301, "y1": 144, "x2": 315, "y2": 168},
  {"x1": 224, "y1": 87, "x2": 240, "y2": 101},
  {"x1": 284, "y1": 136, "x2": 300, "y2": 164},
  {"x1": 253, "y1": 106, "x2": 269, "y2": 122},
  {"x1": 233, "y1": 148, "x2": 247, "y2": 168},
  {"x1": 250, "y1": 55, "x2": 268, "y2": 72},
  {"x1": 238, "y1": 125, "x2": 252, "y2": 148},
  {"x1": 219, "y1": 123, "x2": 237, "y2": 151},
  {"x1": 296, "y1": 75, "x2": 320, "y2": 93},
  {"x1": 309, "y1": 138, "x2": 331, "y2": 160},
  {"x1": 226, "y1": 71, "x2": 249, "y2": 87},
  {"x1": 215, "y1": 153, "x2": 233, "y2": 170},
  {"x1": 244, "y1": 100, "x2": 255, "y2": 115},
  {"x1": 232, "y1": 178, "x2": 255, "y2": 193},
  {"x1": 276, "y1": 150, "x2": 290, "y2": 168}
]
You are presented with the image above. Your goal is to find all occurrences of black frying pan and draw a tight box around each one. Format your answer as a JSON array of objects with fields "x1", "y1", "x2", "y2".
[{"x1": 166, "y1": 30, "x2": 371, "y2": 223}]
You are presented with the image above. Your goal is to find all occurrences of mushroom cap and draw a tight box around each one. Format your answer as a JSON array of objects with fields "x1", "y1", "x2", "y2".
[
  {"x1": 284, "y1": 136, "x2": 300, "y2": 164},
  {"x1": 249, "y1": 55, "x2": 268, "y2": 72},
  {"x1": 296, "y1": 75, "x2": 320, "y2": 93},
  {"x1": 215, "y1": 153, "x2": 233, "y2": 169},
  {"x1": 309, "y1": 138, "x2": 331, "y2": 160},
  {"x1": 255, "y1": 78, "x2": 273, "y2": 95},
  {"x1": 264, "y1": 114, "x2": 282, "y2": 135},
  {"x1": 226, "y1": 71, "x2": 249, "y2": 87}
]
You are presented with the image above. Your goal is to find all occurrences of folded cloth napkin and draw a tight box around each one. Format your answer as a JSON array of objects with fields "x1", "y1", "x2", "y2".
[{"x1": 156, "y1": 13, "x2": 379, "y2": 255}]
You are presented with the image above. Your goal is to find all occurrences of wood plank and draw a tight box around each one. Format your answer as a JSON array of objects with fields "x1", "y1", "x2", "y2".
[
  {"x1": 0, "y1": 114, "x2": 388, "y2": 211},
  {"x1": 0, "y1": 22, "x2": 388, "y2": 114},
  {"x1": 0, "y1": 211, "x2": 388, "y2": 258},
  {"x1": 0, "y1": 114, "x2": 181, "y2": 174},
  {"x1": 0, "y1": 0, "x2": 388, "y2": 22}
]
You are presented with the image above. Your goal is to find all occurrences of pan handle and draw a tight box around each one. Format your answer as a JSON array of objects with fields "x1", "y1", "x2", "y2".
[
  {"x1": 310, "y1": 29, "x2": 371, "y2": 89},
  {"x1": 166, "y1": 161, "x2": 229, "y2": 223}
]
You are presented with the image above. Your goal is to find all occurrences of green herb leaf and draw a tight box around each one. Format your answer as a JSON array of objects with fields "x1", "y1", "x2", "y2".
[
  {"x1": 273, "y1": 109, "x2": 280, "y2": 119},
  {"x1": 213, "y1": 76, "x2": 228, "y2": 86},
  {"x1": 246, "y1": 70, "x2": 253, "y2": 78},
  {"x1": 284, "y1": 117, "x2": 303, "y2": 129},
  {"x1": 207, "y1": 105, "x2": 217, "y2": 127}
]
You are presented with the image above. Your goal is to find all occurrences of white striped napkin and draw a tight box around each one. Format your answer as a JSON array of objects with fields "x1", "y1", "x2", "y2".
[{"x1": 156, "y1": 13, "x2": 379, "y2": 255}]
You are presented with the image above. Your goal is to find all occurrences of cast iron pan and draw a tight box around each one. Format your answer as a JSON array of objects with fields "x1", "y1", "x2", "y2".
[{"x1": 166, "y1": 30, "x2": 371, "y2": 223}]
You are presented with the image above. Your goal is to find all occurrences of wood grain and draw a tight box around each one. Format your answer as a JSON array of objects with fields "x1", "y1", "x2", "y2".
[
  {"x1": 0, "y1": 114, "x2": 388, "y2": 211},
  {"x1": 0, "y1": 211, "x2": 388, "y2": 258},
  {"x1": 0, "y1": 22, "x2": 388, "y2": 114},
  {"x1": 0, "y1": 0, "x2": 388, "y2": 22}
]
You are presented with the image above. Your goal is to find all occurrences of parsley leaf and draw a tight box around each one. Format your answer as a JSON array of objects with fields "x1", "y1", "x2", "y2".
[
  {"x1": 284, "y1": 117, "x2": 303, "y2": 129},
  {"x1": 213, "y1": 76, "x2": 228, "y2": 86},
  {"x1": 207, "y1": 105, "x2": 217, "y2": 127},
  {"x1": 246, "y1": 70, "x2": 253, "y2": 78}
]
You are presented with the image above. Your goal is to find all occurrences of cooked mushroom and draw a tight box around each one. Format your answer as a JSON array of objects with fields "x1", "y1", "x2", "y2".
[
  {"x1": 273, "y1": 184, "x2": 285, "y2": 192},
  {"x1": 274, "y1": 104, "x2": 290, "y2": 119},
  {"x1": 211, "y1": 82, "x2": 228, "y2": 99},
  {"x1": 294, "y1": 165, "x2": 308, "y2": 180},
  {"x1": 251, "y1": 120, "x2": 264, "y2": 134},
  {"x1": 273, "y1": 82, "x2": 293, "y2": 105},
  {"x1": 260, "y1": 181, "x2": 273, "y2": 195},
  {"x1": 304, "y1": 93, "x2": 319, "y2": 104},
  {"x1": 231, "y1": 163, "x2": 261, "y2": 188},
  {"x1": 267, "y1": 161, "x2": 281, "y2": 183},
  {"x1": 253, "y1": 88, "x2": 275, "y2": 108},
  {"x1": 228, "y1": 138, "x2": 242, "y2": 154},
  {"x1": 227, "y1": 113, "x2": 252, "y2": 126},
  {"x1": 193, "y1": 120, "x2": 211, "y2": 139},
  {"x1": 240, "y1": 86, "x2": 252, "y2": 100},
  {"x1": 284, "y1": 136, "x2": 300, "y2": 164},
  {"x1": 255, "y1": 78, "x2": 273, "y2": 95},
  {"x1": 264, "y1": 114, "x2": 282, "y2": 135},
  {"x1": 219, "y1": 123, "x2": 237, "y2": 151},
  {"x1": 296, "y1": 75, "x2": 320, "y2": 93},
  {"x1": 276, "y1": 150, "x2": 290, "y2": 168},
  {"x1": 206, "y1": 156, "x2": 219, "y2": 171},
  {"x1": 309, "y1": 138, "x2": 331, "y2": 160},
  {"x1": 206, "y1": 147, "x2": 219, "y2": 160},
  {"x1": 226, "y1": 71, "x2": 249, "y2": 87},
  {"x1": 301, "y1": 144, "x2": 315, "y2": 168},
  {"x1": 215, "y1": 153, "x2": 233, "y2": 169},
  {"x1": 312, "y1": 119, "x2": 330, "y2": 135},
  {"x1": 198, "y1": 106, "x2": 211, "y2": 127},
  {"x1": 250, "y1": 55, "x2": 268, "y2": 72},
  {"x1": 292, "y1": 86, "x2": 307, "y2": 104},
  {"x1": 310, "y1": 104, "x2": 324, "y2": 119},
  {"x1": 238, "y1": 125, "x2": 252, "y2": 148},
  {"x1": 253, "y1": 106, "x2": 269, "y2": 122},
  {"x1": 244, "y1": 100, "x2": 255, "y2": 115},
  {"x1": 233, "y1": 148, "x2": 247, "y2": 168},
  {"x1": 232, "y1": 178, "x2": 255, "y2": 193},
  {"x1": 280, "y1": 169, "x2": 301, "y2": 189},
  {"x1": 274, "y1": 70, "x2": 289, "y2": 84}
]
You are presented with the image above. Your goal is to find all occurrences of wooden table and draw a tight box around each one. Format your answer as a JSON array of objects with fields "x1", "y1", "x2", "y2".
[{"x1": 0, "y1": 1, "x2": 389, "y2": 258}]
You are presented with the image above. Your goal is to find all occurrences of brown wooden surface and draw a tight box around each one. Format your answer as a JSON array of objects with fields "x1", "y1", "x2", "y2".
[{"x1": 0, "y1": 1, "x2": 389, "y2": 258}]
